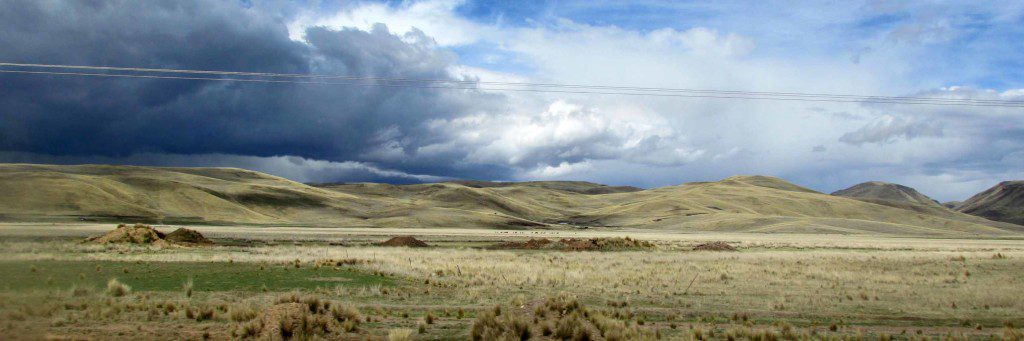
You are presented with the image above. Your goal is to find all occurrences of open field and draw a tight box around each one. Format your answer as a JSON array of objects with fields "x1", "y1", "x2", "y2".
[{"x1": 2, "y1": 223, "x2": 1024, "y2": 340}]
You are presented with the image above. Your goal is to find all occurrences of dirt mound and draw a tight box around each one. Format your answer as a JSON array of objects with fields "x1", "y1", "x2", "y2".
[
  {"x1": 86, "y1": 224, "x2": 214, "y2": 246},
  {"x1": 491, "y1": 238, "x2": 554, "y2": 249},
  {"x1": 489, "y1": 237, "x2": 653, "y2": 251},
  {"x1": 379, "y1": 236, "x2": 429, "y2": 247},
  {"x1": 692, "y1": 241, "x2": 737, "y2": 251},
  {"x1": 164, "y1": 228, "x2": 214, "y2": 245},
  {"x1": 86, "y1": 224, "x2": 168, "y2": 246}
]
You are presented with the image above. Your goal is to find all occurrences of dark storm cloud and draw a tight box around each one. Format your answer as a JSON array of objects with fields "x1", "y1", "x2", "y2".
[{"x1": 0, "y1": 0, "x2": 507, "y2": 180}]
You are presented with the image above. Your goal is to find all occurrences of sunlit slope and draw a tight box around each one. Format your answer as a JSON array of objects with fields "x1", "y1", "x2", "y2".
[
  {"x1": 568, "y1": 176, "x2": 1021, "y2": 235},
  {"x1": 0, "y1": 164, "x2": 376, "y2": 224},
  {"x1": 0, "y1": 164, "x2": 559, "y2": 228},
  {"x1": 1, "y1": 164, "x2": 1019, "y2": 235},
  {"x1": 832, "y1": 181, "x2": 942, "y2": 207}
]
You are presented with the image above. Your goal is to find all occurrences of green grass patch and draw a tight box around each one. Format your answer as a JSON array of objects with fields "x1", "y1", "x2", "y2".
[{"x1": 0, "y1": 260, "x2": 394, "y2": 292}]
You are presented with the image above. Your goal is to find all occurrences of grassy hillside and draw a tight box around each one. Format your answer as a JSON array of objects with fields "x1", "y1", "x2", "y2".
[
  {"x1": 832, "y1": 181, "x2": 942, "y2": 207},
  {"x1": 1, "y1": 164, "x2": 1020, "y2": 235},
  {"x1": 957, "y1": 181, "x2": 1024, "y2": 225}
]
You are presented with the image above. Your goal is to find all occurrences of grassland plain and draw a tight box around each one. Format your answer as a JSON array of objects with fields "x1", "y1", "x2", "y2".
[{"x1": 1, "y1": 224, "x2": 1024, "y2": 340}]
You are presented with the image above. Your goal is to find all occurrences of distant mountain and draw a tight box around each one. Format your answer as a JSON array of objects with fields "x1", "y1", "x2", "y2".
[
  {"x1": 956, "y1": 181, "x2": 1024, "y2": 225},
  {"x1": 832, "y1": 181, "x2": 942, "y2": 207},
  {"x1": 942, "y1": 201, "x2": 962, "y2": 209},
  {"x1": 2, "y1": 164, "x2": 1021, "y2": 236}
]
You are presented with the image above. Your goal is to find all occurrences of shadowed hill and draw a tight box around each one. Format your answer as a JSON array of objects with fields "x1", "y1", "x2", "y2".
[
  {"x1": 956, "y1": 181, "x2": 1024, "y2": 225},
  {"x1": 832, "y1": 181, "x2": 941, "y2": 207},
  {"x1": 1, "y1": 164, "x2": 1020, "y2": 236},
  {"x1": 446, "y1": 180, "x2": 642, "y2": 194},
  {"x1": 943, "y1": 201, "x2": 963, "y2": 209}
]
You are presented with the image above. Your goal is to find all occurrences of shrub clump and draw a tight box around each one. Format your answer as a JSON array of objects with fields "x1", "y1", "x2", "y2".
[
  {"x1": 105, "y1": 278, "x2": 131, "y2": 297},
  {"x1": 471, "y1": 294, "x2": 657, "y2": 341},
  {"x1": 233, "y1": 293, "x2": 362, "y2": 340}
]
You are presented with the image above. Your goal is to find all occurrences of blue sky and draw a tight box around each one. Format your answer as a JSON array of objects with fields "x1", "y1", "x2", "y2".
[{"x1": 1, "y1": 0, "x2": 1022, "y2": 201}]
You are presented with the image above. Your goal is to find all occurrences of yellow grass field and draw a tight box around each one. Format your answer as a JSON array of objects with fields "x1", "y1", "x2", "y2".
[{"x1": 1, "y1": 223, "x2": 1023, "y2": 340}]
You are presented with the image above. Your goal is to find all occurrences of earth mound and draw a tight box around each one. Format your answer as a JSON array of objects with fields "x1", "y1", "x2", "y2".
[
  {"x1": 379, "y1": 236, "x2": 429, "y2": 247},
  {"x1": 490, "y1": 237, "x2": 653, "y2": 251},
  {"x1": 491, "y1": 238, "x2": 554, "y2": 249},
  {"x1": 86, "y1": 224, "x2": 214, "y2": 246},
  {"x1": 164, "y1": 228, "x2": 214, "y2": 245},
  {"x1": 692, "y1": 241, "x2": 737, "y2": 251},
  {"x1": 86, "y1": 224, "x2": 167, "y2": 246}
]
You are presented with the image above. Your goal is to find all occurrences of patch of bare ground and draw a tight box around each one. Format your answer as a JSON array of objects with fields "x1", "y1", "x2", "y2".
[{"x1": 379, "y1": 236, "x2": 429, "y2": 247}]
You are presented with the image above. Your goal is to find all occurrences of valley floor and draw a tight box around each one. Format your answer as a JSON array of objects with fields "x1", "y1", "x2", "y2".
[{"x1": 1, "y1": 223, "x2": 1023, "y2": 340}]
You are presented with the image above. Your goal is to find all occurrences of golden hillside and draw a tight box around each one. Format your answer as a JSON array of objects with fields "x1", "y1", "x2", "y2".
[{"x1": 1, "y1": 164, "x2": 1020, "y2": 236}]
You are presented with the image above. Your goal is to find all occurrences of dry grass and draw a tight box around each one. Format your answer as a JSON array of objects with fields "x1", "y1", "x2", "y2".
[
  {"x1": 105, "y1": 278, "x2": 130, "y2": 297},
  {"x1": 1, "y1": 226, "x2": 1024, "y2": 339}
]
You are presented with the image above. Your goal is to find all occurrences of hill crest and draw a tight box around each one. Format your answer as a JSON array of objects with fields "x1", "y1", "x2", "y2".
[{"x1": 1, "y1": 163, "x2": 1020, "y2": 236}]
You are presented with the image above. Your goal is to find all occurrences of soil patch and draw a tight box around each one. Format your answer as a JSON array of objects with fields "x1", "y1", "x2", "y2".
[
  {"x1": 164, "y1": 228, "x2": 214, "y2": 246},
  {"x1": 692, "y1": 241, "x2": 737, "y2": 251},
  {"x1": 379, "y1": 236, "x2": 429, "y2": 247}
]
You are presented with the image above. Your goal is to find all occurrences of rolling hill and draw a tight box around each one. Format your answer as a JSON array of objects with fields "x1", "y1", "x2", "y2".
[
  {"x1": 832, "y1": 181, "x2": 941, "y2": 207},
  {"x1": 956, "y1": 181, "x2": 1024, "y2": 225},
  {"x1": 1, "y1": 164, "x2": 1020, "y2": 236}
]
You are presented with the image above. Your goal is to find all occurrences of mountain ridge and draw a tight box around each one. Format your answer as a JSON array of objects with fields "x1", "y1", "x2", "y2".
[{"x1": 1, "y1": 163, "x2": 1020, "y2": 236}]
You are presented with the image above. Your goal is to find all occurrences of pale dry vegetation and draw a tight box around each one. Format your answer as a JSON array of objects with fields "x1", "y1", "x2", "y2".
[{"x1": 1, "y1": 226, "x2": 1024, "y2": 339}]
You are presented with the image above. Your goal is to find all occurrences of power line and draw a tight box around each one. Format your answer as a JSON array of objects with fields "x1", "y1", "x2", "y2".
[{"x1": 2, "y1": 62, "x2": 1023, "y2": 108}]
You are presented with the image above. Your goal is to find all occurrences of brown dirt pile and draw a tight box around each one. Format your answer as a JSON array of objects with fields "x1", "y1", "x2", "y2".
[
  {"x1": 379, "y1": 236, "x2": 429, "y2": 247},
  {"x1": 86, "y1": 224, "x2": 214, "y2": 246},
  {"x1": 164, "y1": 227, "x2": 214, "y2": 245},
  {"x1": 86, "y1": 224, "x2": 168, "y2": 246},
  {"x1": 491, "y1": 238, "x2": 554, "y2": 249},
  {"x1": 490, "y1": 237, "x2": 653, "y2": 251},
  {"x1": 692, "y1": 241, "x2": 737, "y2": 251}
]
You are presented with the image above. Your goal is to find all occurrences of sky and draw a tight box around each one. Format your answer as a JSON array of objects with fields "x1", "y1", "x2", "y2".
[{"x1": 0, "y1": 0, "x2": 1022, "y2": 201}]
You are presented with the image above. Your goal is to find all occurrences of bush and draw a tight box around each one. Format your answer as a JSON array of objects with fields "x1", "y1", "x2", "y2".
[
  {"x1": 388, "y1": 328, "x2": 414, "y2": 341},
  {"x1": 105, "y1": 278, "x2": 131, "y2": 297},
  {"x1": 183, "y1": 278, "x2": 194, "y2": 298}
]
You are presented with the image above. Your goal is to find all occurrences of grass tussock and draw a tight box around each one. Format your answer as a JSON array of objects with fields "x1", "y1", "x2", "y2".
[
  {"x1": 233, "y1": 293, "x2": 363, "y2": 339},
  {"x1": 472, "y1": 294, "x2": 658, "y2": 341},
  {"x1": 105, "y1": 278, "x2": 130, "y2": 297},
  {"x1": 388, "y1": 328, "x2": 415, "y2": 341}
]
